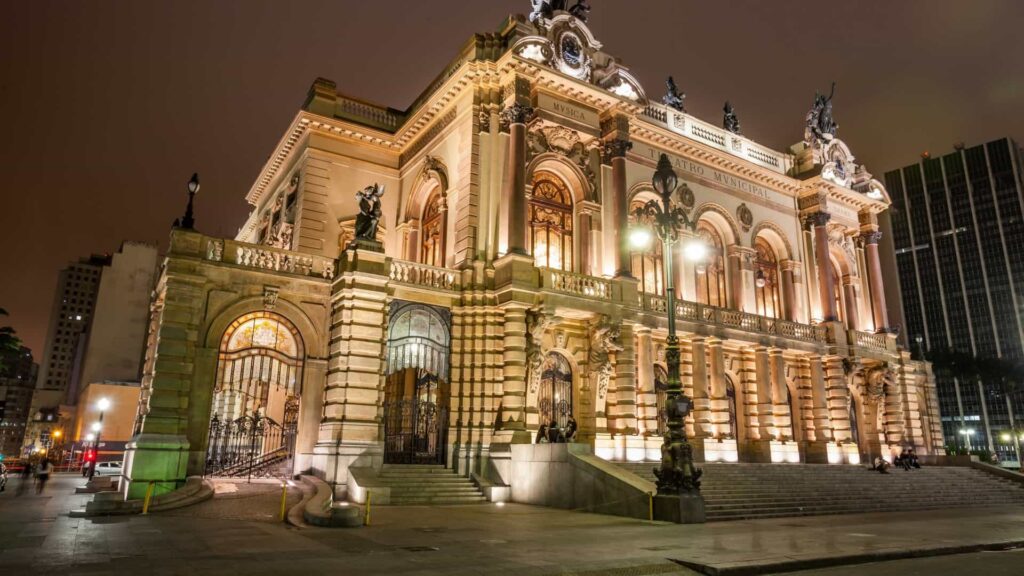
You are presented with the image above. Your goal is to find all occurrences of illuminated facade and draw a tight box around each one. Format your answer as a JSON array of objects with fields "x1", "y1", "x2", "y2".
[{"x1": 123, "y1": 7, "x2": 943, "y2": 500}]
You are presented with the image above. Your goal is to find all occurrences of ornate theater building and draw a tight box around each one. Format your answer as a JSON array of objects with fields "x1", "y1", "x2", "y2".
[{"x1": 122, "y1": 4, "x2": 945, "y2": 504}]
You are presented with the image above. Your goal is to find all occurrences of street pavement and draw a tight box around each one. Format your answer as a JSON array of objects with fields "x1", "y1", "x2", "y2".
[{"x1": 2, "y1": 473, "x2": 1023, "y2": 575}]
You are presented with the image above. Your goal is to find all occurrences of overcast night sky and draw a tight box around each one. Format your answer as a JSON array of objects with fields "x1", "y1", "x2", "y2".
[{"x1": 2, "y1": 0, "x2": 1023, "y2": 356}]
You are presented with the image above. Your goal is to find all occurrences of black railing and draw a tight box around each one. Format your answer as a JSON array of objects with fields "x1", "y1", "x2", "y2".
[
  {"x1": 383, "y1": 399, "x2": 449, "y2": 465},
  {"x1": 205, "y1": 413, "x2": 295, "y2": 479}
]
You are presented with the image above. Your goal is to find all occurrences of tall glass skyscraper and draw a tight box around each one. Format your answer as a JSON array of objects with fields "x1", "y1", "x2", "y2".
[{"x1": 885, "y1": 137, "x2": 1024, "y2": 463}]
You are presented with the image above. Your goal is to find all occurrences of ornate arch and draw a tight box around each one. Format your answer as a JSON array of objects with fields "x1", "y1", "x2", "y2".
[
  {"x1": 203, "y1": 295, "x2": 323, "y2": 358},
  {"x1": 750, "y1": 221, "x2": 794, "y2": 261},
  {"x1": 527, "y1": 154, "x2": 591, "y2": 204},
  {"x1": 403, "y1": 155, "x2": 449, "y2": 222},
  {"x1": 692, "y1": 202, "x2": 741, "y2": 246}
]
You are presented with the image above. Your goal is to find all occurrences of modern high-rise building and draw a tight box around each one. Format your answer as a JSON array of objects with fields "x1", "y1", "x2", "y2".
[
  {"x1": 0, "y1": 346, "x2": 37, "y2": 456},
  {"x1": 24, "y1": 242, "x2": 159, "y2": 455},
  {"x1": 884, "y1": 137, "x2": 1024, "y2": 462}
]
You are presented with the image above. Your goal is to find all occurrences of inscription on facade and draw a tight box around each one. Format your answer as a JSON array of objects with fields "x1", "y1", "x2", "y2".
[
  {"x1": 633, "y1": 143, "x2": 789, "y2": 207},
  {"x1": 536, "y1": 92, "x2": 600, "y2": 127}
]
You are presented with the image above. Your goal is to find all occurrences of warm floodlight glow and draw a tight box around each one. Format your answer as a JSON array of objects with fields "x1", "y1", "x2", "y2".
[
  {"x1": 52, "y1": 430, "x2": 62, "y2": 439},
  {"x1": 684, "y1": 240, "x2": 707, "y2": 262},
  {"x1": 629, "y1": 227, "x2": 653, "y2": 251},
  {"x1": 1001, "y1": 433, "x2": 1012, "y2": 442},
  {"x1": 96, "y1": 398, "x2": 111, "y2": 411},
  {"x1": 91, "y1": 422, "x2": 102, "y2": 433},
  {"x1": 86, "y1": 433, "x2": 95, "y2": 442}
]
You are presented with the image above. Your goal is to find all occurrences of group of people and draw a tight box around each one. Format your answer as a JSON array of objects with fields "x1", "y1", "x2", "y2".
[
  {"x1": 0, "y1": 458, "x2": 53, "y2": 494},
  {"x1": 536, "y1": 416, "x2": 578, "y2": 444},
  {"x1": 871, "y1": 448, "x2": 921, "y2": 474}
]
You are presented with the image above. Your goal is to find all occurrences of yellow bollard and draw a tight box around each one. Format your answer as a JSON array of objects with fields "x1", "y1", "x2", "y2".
[
  {"x1": 142, "y1": 481, "x2": 156, "y2": 515},
  {"x1": 279, "y1": 483, "x2": 288, "y2": 522},
  {"x1": 364, "y1": 491, "x2": 372, "y2": 526},
  {"x1": 648, "y1": 492, "x2": 654, "y2": 522}
]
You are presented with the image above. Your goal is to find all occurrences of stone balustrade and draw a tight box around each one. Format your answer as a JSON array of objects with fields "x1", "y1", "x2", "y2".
[
  {"x1": 388, "y1": 259, "x2": 459, "y2": 291},
  {"x1": 640, "y1": 102, "x2": 793, "y2": 174},
  {"x1": 203, "y1": 237, "x2": 336, "y2": 279},
  {"x1": 540, "y1": 268, "x2": 612, "y2": 301},
  {"x1": 642, "y1": 294, "x2": 828, "y2": 344},
  {"x1": 851, "y1": 330, "x2": 895, "y2": 353}
]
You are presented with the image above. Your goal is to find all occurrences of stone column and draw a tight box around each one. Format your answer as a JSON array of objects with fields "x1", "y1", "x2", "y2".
[
  {"x1": 770, "y1": 349, "x2": 791, "y2": 440},
  {"x1": 635, "y1": 326, "x2": 658, "y2": 435},
  {"x1": 679, "y1": 230, "x2": 699, "y2": 302},
  {"x1": 807, "y1": 212, "x2": 838, "y2": 321},
  {"x1": 805, "y1": 355, "x2": 833, "y2": 462},
  {"x1": 824, "y1": 356, "x2": 852, "y2": 444},
  {"x1": 689, "y1": 337, "x2": 711, "y2": 440},
  {"x1": 606, "y1": 139, "x2": 633, "y2": 278},
  {"x1": 706, "y1": 339, "x2": 728, "y2": 437},
  {"x1": 578, "y1": 210, "x2": 593, "y2": 276},
  {"x1": 861, "y1": 230, "x2": 890, "y2": 332},
  {"x1": 741, "y1": 347, "x2": 770, "y2": 461},
  {"x1": 780, "y1": 260, "x2": 800, "y2": 322},
  {"x1": 496, "y1": 304, "x2": 530, "y2": 441},
  {"x1": 842, "y1": 275, "x2": 860, "y2": 330},
  {"x1": 500, "y1": 103, "x2": 535, "y2": 256},
  {"x1": 726, "y1": 246, "x2": 754, "y2": 311},
  {"x1": 612, "y1": 323, "x2": 637, "y2": 434}
]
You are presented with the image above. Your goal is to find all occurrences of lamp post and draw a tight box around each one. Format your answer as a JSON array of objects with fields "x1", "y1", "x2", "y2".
[
  {"x1": 177, "y1": 173, "x2": 200, "y2": 229},
  {"x1": 87, "y1": 398, "x2": 110, "y2": 481},
  {"x1": 630, "y1": 153, "x2": 706, "y2": 522}
]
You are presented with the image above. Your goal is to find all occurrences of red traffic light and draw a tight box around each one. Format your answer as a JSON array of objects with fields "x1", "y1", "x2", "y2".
[{"x1": 84, "y1": 450, "x2": 96, "y2": 462}]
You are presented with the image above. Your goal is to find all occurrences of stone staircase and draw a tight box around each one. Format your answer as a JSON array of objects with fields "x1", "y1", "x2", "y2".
[
  {"x1": 614, "y1": 462, "x2": 1024, "y2": 521},
  {"x1": 378, "y1": 464, "x2": 488, "y2": 505}
]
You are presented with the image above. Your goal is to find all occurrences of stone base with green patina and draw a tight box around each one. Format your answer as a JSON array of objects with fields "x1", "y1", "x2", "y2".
[{"x1": 121, "y1": 433, "x2": 190, "y2": 500}]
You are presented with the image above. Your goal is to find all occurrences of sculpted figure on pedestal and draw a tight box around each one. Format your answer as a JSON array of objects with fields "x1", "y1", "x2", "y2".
[
  {"x1": 662, "y1": 76, "x2": 686, "y2": 112},
  {"x1": 354, "y1": 183, "x2": 385, "y2": 241},
  {"x1": 805, "y1": 82, "x2": 838, "y2": 145},
  {"x1": 722, "y1": 101, "x2": 741, "y2": 135}
]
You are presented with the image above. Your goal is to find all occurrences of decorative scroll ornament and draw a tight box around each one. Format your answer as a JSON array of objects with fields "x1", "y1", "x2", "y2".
[
  {"x1": 263, "y1": 286, "x2": 280, "y2": 311},
  {"x1": 478, "y1": 109, "x2": 492, "y2": 133},
  {"x1": 527, "y1": 311, "x2": 557, "y2": 394},
  {"x1": 862, "y1": 364, "x2": 897, "y2": 405},
  {"x1": 676, "y1": 184, "x2": 695, "y2": 212},
  {"x1": 589, "y1": 316, "x2": 623, "y2": 400},
  {"x1": 526, "y1": 125, "x2": 597, "y2": 193},
  {"x1": 736, "y1": 203, "x2": 753, "y2": 233}
]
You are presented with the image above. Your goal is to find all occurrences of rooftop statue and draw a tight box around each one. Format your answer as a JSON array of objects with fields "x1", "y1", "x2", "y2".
[
  {"x1": 530, "y1": 0, "x2": 589, "y2": 24},
  {"x1": 723, "y1": 101, "x2": 741, "y2": 135},
  {"x1": 354, "y1": 183, "x2": 384, "y2": 242},
  {"x1": 806, "y1": 82, "x2": 838, "y2": 144},
  {"x1": 662, "y1": 76, "x2": 686, "y2": 112}
]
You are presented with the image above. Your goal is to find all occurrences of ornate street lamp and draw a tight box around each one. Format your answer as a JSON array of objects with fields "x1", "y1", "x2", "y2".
[
  {"x1": 630, "y1": 153, "x2": 706, "y2": 522},
  {"x1": 176, "y1": 173, "x2": 201, "y2": 229},
  {"x1": 87, "y1": 397, "x2": 111, "y2": 481}
]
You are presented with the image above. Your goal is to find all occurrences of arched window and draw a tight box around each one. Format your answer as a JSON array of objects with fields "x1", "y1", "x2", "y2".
[
  {"x1": 695, "y1": 220, "x2": 727, "y2": 307},
  {"x1": 420, "y1": 191, "x2": 445, "y2": 267},
  {"x1": 630, "y1": 199, "x2": 664, "y2": 295},
  {"x1": 529, "y1": 173, "x2": 573, "y2": 271},
  {"x1": 538, "y1": 352, "x2": 573, "y2": 430},
  {"x1": 754, "y1": 237, "x2": 781, "y2": 318}
]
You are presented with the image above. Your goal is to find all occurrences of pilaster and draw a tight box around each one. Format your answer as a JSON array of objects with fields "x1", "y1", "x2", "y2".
[{"x1": 611, "y1": 322, "x2": 637, "y2": 435}]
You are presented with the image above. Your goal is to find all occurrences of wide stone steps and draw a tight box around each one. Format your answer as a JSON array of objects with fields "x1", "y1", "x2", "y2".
[
  {"x1": 377, "y1": 464, "x2": 487, "y2": 506},
  {"x1": 612, "y1": 462, "x2": 1024, "y2": 521}
]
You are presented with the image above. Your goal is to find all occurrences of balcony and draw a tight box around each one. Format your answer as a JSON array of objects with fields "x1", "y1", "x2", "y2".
[
  {"x1": 641, "y1": 293, "x2": 828, "y2": 344},
  {"x1": 539, "y1": 268, "x2": 613, "y2": 301},
  {"x1": 201, "y1": 237, "x2": 336, "y2": 280},
  {"x1": 388, "y1": 259, "x2": 460, "y2": 292},
  {"x1": 850, "y1": 329, "x2": 898, "y2": 356}
]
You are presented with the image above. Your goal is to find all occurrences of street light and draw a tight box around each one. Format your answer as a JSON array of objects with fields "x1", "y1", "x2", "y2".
[
  {"x1": 177, "y1": 172, "x2": 201, "y2": 229},
  {"x1": 88, "y1": 398, "x2": 110, "y2": 481},
  {"x1": 632, "y1": 153, "x2": 706, "y2": 521}
]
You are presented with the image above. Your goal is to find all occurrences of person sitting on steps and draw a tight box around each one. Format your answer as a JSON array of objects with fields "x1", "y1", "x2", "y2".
[{"x1": 871, "y1": 456, "x2": 891, "y2": 474}]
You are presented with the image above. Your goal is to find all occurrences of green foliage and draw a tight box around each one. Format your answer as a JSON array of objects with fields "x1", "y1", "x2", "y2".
[{"x1": 0, "y1": 307, "x2": 23, "y2": 374}]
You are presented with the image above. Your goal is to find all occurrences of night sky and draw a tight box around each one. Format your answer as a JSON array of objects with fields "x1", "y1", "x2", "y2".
[{"x1": 3, "y1": 1, "x2": 1022, "y2": 356}]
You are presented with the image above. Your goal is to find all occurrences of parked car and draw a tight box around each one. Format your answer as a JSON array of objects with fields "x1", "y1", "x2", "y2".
[{"x1": 94, "y1": 461, "x2": 123, "y2": 477}]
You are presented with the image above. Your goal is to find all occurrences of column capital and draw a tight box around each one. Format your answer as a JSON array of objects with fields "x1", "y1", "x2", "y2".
[
  {"x1": 779, "y1": 259, "x2": 802, "y2": 272},
  {"x1": 802, "y1": 211, "x2": 831, "y2": 228},
  {"x1": 499, "y1": 103, "x2": 536, "y2": 131},
  {"x1": 602, "y1": 138, "x2": 632, "y2": 163},
  {"x1": 860, "y1": 230, "x2": 883, "y2": 245}
]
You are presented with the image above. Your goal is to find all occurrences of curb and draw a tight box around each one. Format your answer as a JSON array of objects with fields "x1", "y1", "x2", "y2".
[{"x1": 671, "y1": 539, "x2": 1024, "y2": 575}]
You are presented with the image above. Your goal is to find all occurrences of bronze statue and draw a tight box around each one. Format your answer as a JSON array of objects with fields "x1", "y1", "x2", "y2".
[
  {"x1": 354, "y1": 183, "x2": 384, "y2": 241},
  {"x1": 569, "y1": 0, "x2": 590, "y2": 21},
  {"x1": 723, "y1": 101, "x2": 741, "y2": 135},
  {"x1": 530, "y1": 1, "x2": 588, "y2": 24},
  {"x1": 662, "y1": 76, "x2": 686, "y2": 112},
  {"x1": 806, "y1": 82, "x2": 838, "y2": 143}
]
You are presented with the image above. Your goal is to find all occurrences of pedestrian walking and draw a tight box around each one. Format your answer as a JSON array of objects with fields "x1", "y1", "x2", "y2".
[
  {"x1": 0, "y1": 461, "x2": 7, "y2": 492},
  {"x1": 16, "y1": 460, "x2": 33, "y2": 495},
  {"x1": 35, "y1": 458, "x2": 52, "y2": 494}
]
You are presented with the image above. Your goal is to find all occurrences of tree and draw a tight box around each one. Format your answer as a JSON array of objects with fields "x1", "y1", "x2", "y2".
[
  {"x1": 0, "y1": 307, "x2": 23, "y2": 375},
  {"x1": 979, "y1": 356, "x2": 1024, "y2": 465}
]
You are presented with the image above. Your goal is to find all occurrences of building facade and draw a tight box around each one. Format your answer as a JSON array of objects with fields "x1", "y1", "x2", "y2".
[
  {"x1": 885, "y1": 138, "x2": 1024, "y2": 461},
  {"x1": 124, "y1": 7, "x2": 943, "y2": 499},
  {"x1": 24, "y1": 242, "x2": 159, "y2": 456},
  {"x1": 0, "y1": 347, "x2": 37, "y2": 457}
]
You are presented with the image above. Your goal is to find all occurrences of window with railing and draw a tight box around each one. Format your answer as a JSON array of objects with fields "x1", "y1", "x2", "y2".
[
  {"x1": 754, "y1": 237, "x2": 781, "y2": 319},
  {"x1": 629, "y1": 199, "x2": 665, "y2": 295},
  {"x1": 530, "y1": 173, "x2": 574, "y2": 272},
  {"x1": 695, "y1": 220, "x2": 727, "y2": 307}
]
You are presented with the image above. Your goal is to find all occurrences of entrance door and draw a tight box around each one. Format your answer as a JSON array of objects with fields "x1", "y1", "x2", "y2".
[{"x1": 383, "y1": 303, "x2": 451, "y2": 465}]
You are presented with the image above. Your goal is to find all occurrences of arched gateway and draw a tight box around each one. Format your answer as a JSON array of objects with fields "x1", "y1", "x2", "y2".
[
  {"x1": 383, "y1": 302, "x2": 452, "y2": 465},
  {"x1": 205, "y1": 312, "x2": 304, "y2": 477}
]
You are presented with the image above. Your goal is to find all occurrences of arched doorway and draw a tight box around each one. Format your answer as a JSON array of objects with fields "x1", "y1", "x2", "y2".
[
  {"x1": 384, "y1": 302, "x2": 451, "y2": 465},
  {"x1": 205, "y1": 312, "x2": 304, "y2": 478},
  {"x1": 537, "y1": 352, "x2": 573, "y2": 432}
]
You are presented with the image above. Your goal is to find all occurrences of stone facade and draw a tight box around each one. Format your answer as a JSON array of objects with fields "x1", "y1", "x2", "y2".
[{"x1": 123, "y1": 9, "x2": 943, "y2": 500}]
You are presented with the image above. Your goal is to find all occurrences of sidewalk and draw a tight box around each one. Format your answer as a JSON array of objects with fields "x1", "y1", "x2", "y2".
[{"x1": 2, "y1": 474, "x2": 1023, "y2": 575}]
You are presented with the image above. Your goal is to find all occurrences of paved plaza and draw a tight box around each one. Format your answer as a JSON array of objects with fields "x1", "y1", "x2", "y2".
[{"x1": 2, "y1": 474, "x2": 1023, "y2": 575}]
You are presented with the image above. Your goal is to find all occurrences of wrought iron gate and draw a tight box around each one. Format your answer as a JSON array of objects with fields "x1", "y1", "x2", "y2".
[
  {"x1": 205, "y1": 413, "x2": 295, "y2": 478},
  {"x1": 383, "y1": 399, "x2": 449, "y2": 465},
  {"x1": 538, "y1": 353, "x2": 573, "y2": 430}
]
